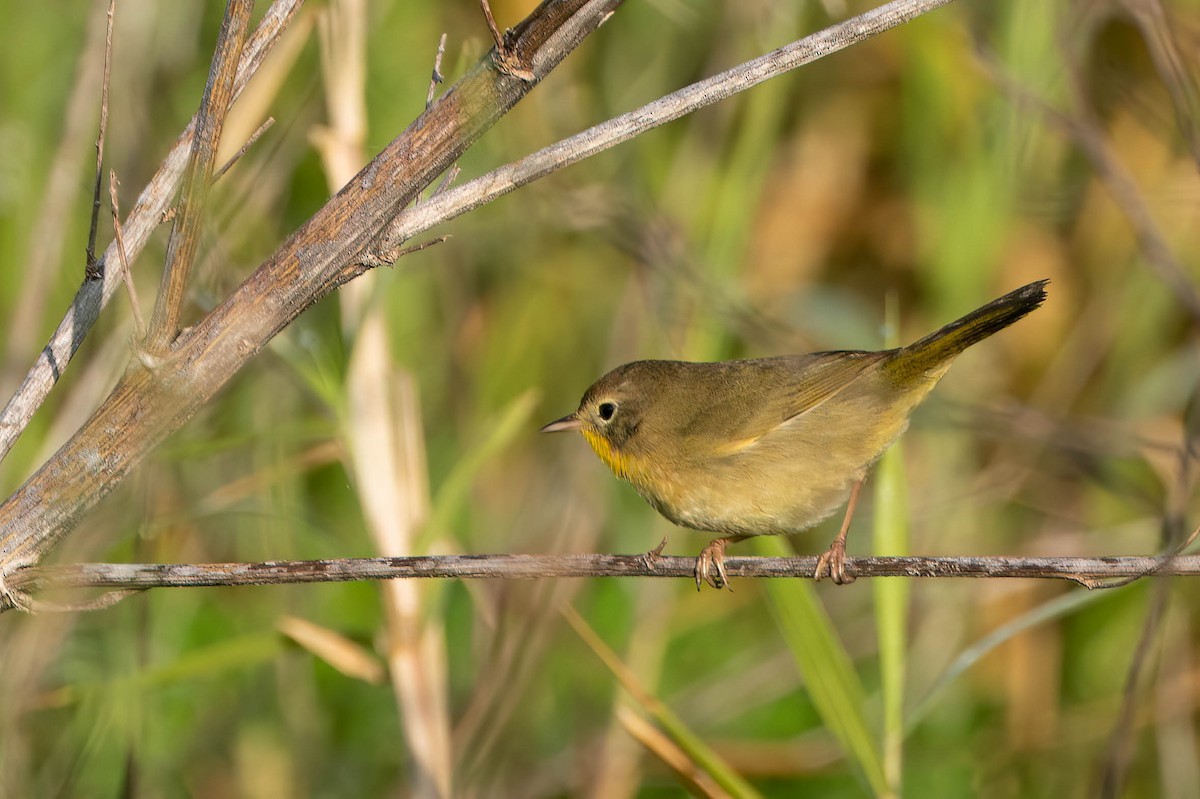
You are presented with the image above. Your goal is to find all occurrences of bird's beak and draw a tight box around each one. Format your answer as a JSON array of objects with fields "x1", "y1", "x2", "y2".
[{"x1": 540, "y1": 413, "x2": 583, "y2": 433}]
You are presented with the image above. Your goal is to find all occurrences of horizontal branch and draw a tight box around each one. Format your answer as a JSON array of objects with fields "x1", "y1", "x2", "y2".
[{"x1": 6, "y1": 553, "x2": 1198, "y2": 605}]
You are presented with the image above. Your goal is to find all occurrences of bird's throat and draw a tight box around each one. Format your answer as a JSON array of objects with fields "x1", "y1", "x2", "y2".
[{"x1": 582, "y1": 428, "x2": 637, "y2": 483}]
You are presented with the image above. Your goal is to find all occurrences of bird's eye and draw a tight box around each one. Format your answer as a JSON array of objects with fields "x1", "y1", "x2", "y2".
[{"x1": 597, "y1": 401, "x2": 617, "y2": 421}]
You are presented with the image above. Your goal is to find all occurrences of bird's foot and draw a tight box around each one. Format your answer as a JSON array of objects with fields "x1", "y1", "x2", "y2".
[
  {"x1": 694, "y1": 538, "x2": 732, "y2": 591},
  {"x1": 814, "y1": 539, "x2": 855, "y2": 585}
]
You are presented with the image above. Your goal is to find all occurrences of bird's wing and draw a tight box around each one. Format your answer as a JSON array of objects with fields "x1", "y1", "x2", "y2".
[{"x1": 708, "y1": 351, "x2": 887, "y2": 456}]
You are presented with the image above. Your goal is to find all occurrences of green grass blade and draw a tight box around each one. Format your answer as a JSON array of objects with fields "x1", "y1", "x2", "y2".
[
  {"x1": 873, "y1": 294, "x2": 909, "y2": 798},
  {"x1": 872, "y1": 441, "x2": 908, "y2": 798},
  {"x1": 758, "y1": 536, "x2": 888, "y2": 796}
]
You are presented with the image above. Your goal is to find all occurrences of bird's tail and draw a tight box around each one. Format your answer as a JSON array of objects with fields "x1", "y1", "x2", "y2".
[{"x1": 886, "y1": 279, "x2": 1049, "y2": 384}]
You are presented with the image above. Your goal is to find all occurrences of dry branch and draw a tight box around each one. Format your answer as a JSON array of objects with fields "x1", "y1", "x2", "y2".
[{"x1": 8, "y1": 554, "x2": 1200, "y2": 600}]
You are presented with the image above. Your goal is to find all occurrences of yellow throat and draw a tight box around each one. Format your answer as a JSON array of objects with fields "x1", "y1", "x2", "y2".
[{"x1": 581, "y1": 427, "x2": 639, "y2": 483}]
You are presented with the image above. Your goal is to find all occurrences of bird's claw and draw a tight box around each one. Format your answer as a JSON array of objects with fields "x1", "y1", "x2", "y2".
[
  {"x1": 814, "y1": 540, "x2": 855, "y2": 585},
  {"x1": 694, "y1": 539, "x2": 732, "y2": 591}
]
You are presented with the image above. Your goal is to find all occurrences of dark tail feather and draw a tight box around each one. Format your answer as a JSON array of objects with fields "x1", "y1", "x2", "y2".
[{"x1": 888, "y1": 279, "x2": 1049, "y2": 383}]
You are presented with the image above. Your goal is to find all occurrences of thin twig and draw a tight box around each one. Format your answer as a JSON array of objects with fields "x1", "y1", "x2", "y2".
[
  {"x1": 361, "y1": 235, "x2": 450, "y2": 267},
  {"x1": 426, "y1": 33, "x2": 447, "y2": 110},
  {"x1": 144, "y1": 0, "x2": 254, "y2": 352},
  {"x1": 416, "y1": 35, "x2": 453, "y2": 212},
  {"x1": 370, "y1": 0, "x2": 958, "y2": 263},
  {"x1": 481, "y1": 0, "x2": 535, "y2": 81},
  {"x1": 389, "y1": 236, "x2": 451, "y2": 262},
  {"x1": 7, "y1": 554, "x2": 1200, "y2": 604},
  {"x1": 479, "y1": 0, "x2": 505, "y2": 53},
  {"x1": 107, "y1": 170, "x2": 145, "y2": 336},
  {"x1": 213, "y1": 116, "x2": 276, "y2": 181},
  {"x1": 85, "y1": 0, "x2": 117, "y2": 280}
]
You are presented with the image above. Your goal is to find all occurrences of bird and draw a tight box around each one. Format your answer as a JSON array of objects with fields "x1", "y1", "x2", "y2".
[{"x1": 542, "y1": 280, "x2": 1048, "y2": 589}]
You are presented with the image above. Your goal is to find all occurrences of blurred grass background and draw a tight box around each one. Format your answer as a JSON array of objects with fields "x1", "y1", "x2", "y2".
[{"x1": 1, "y1": 0, "x2": 1199, "y2": 796}]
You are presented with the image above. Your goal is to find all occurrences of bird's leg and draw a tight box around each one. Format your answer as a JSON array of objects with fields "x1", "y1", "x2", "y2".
[
  {"x1": 815, "y1": 479, "x2": 863, "y2": 585},
  {"x1": 695, "y1": 535, "x2": 748, "y2": 591}
]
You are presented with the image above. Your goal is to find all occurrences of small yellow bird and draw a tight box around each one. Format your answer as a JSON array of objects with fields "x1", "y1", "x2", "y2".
[{"x1": 542, "y1": 280, "x2": 1047, "y2": 588}]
